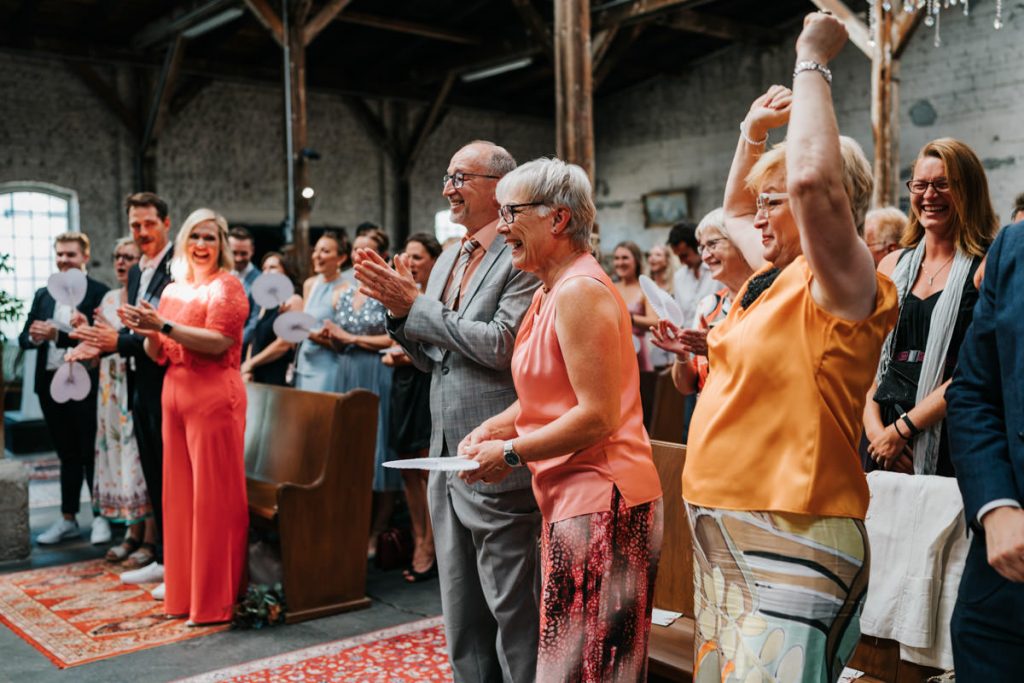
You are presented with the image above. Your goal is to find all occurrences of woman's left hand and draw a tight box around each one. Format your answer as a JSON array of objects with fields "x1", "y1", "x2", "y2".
[
  {"x1": 459, "y1": 440, "x2": 512, "y2": 486},
  {"x1": 121, "y1": 301, "x2": 164, "y2": 333},
  {"x1": 867, "y1": 424, "x2": 911, "y2": 470}
]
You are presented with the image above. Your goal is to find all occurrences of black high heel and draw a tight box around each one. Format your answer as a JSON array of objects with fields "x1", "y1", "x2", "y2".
[{"x1": 404, "y1": 560, "x2": 438, "y2": 583}]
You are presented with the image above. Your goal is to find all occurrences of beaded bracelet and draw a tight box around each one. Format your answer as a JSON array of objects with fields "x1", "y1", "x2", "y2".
[{"x1": 739, "y1": 122, "x2": 768, "y2": 147}]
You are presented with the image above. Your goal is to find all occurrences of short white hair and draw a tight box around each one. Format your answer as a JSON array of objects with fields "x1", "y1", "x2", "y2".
[
  {"x1": 694, "y1": 208, "x2": 729, "y2": 244},
  {"x1": 495, "y1": 157, "x2": 596, "y2": 252}
]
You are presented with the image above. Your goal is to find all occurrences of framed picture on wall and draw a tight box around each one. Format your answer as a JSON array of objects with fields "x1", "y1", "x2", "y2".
[{"x1": 642, "y1": 188, "x2": 693, "y2": 228}]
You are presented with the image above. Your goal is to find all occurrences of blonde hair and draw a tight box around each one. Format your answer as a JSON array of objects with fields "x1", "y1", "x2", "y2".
[
  {"x1": 55, "y1": 231, "x2": 91, "y2": 256},
  {"x1": 865, "y1": 207, "x2": 907, "y2": 246},
  {"x1": 646, "y1": 243, "x2": 678, "y2": 287},
  {"x1": 745, "y1": 136, "x2": 874, "y2": 236},
  {"x1": 903, "y1": 138, "x2": 998, "y2": 257},
  {"x1": 112, "y1": 236, "x2": 139, "y2": 257},
  {"x1": 171, "y1": 208, "x2": 232, "y2": 281}
]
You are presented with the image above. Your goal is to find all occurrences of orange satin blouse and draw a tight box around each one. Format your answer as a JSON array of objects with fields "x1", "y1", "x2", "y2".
[{"x1": 683, "y1": 257, "x2": 899, "y2": 519}]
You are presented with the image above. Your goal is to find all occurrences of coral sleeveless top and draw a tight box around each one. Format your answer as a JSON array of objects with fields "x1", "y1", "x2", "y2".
[
  {"x1": 512, "y1": 253, "x2": 662, "y2": 523},
  {"x1": 683, "y1": 257, "x2": 899, "y2": 519}
]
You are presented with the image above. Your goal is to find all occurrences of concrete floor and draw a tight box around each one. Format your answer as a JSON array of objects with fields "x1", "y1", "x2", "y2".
[{"x1": 0, "y1": 469, "x2": 443, "y2": 683}]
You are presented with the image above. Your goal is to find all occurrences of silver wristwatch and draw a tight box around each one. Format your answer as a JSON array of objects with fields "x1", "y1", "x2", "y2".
[
  {"x1": 793, "y1": 60, "x2": 832, "y2": 86},
  {"x1": 503, "y1": 440, "x2": 523, "y2": 468}
]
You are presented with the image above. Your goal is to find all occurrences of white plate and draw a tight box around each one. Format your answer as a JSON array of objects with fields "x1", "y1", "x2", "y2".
[
  {"x1": 251, "y1": 272, "x2": 295, "y2": 309},
  {"x1": 50, "y1": 361, "x2": 91, "y2": 403},
  {"x1": 47, "y1": 269, "x2": 87, "y2": 307},
  {"x1": 384, "y1": 457, "x2": 481, "y2": 472},
  {"x1": 272, "y1": 311, "x2": 317, "y2": 343}
]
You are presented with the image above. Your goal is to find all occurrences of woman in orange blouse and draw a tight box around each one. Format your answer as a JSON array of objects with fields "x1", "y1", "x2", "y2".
[
  {"x1": 682, "y1": 15, "x2": 899, "y2": 683},
  {"x1": 124, "y1": 208, "x2": 249, "y2": 626},
  {"x1": 460, "y1": 157, "x2": 663, "y2": 682}
]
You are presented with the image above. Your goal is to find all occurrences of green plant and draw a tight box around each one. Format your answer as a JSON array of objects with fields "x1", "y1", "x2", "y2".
[
  {"x1": 0, "y1": 253, "x2": 23, "y2": 342},
  {"x1": 232, "y1": 582, "x2": 287, "y2": 630}
]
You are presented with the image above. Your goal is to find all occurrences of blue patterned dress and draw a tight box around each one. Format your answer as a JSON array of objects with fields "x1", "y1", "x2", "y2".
[
  {"x1": 334, "y1": 287, "x2": 402, "y2": 492},
  {"x1": 293, "y1": 274, "x2": 346, "y2": 392}
]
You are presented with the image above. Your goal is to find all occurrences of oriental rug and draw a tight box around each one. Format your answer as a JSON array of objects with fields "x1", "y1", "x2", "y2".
[
  {"x1": 177, "y1": 616, "x2": 451, "y2": 682},
  {"x1": 0, "y1": 559, "x2": 228, "y2": 668}
]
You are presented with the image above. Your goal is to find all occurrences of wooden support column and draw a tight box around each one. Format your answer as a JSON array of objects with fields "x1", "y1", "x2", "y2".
[
  {"x1": 287, "y1": 0, "x2": 313, "y2": 276},
  {"x1": 137, "y1": 34, "x2": 185, "y2": 191},
  {"x1": 554, "y1": 0, "x2": 594, "y2": 181},
  {"x1": 869, "y1": 3, "x2": 923, "y2": 207}
]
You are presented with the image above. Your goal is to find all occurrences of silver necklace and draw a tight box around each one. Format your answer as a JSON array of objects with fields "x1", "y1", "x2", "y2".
[{"x1": 921, "y1": 255, "x2": 954, "y2": 286}]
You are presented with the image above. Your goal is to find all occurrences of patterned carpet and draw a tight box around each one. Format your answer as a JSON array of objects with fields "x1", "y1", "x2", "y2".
[
  {"x1": 0, "y1": 559, "x2": 228, "y2": 668},
  {"x1": 176, "y1": 616, "x2": 451, "y2": 682}
]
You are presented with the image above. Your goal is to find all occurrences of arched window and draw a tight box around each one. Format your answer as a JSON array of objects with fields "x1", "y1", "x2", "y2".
[
  {"x1": 0, "y1": 182, "x2": 80, "y2": 340},
  {"x1": 434, "y1": 209, "x2": 465, "y2": 245}
]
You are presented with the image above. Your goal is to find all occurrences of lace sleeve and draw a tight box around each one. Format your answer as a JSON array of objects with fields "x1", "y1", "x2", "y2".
[{"x1": 207, "y1": 273, "x2": 249, "y2": 343}]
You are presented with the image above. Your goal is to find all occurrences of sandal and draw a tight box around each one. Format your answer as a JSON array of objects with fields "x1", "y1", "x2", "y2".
[
  {"x1": 404, "y1": 560, "x2": 438, "y2": 583},
  {"x1": 122, "y1": 542, "x2": 156, "y2": 570},
  {"x1": 105, "y1": 536, "x2": 141, "y2": 563}
]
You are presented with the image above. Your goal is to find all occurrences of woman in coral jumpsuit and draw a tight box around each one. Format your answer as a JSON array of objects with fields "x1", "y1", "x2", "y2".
[{"x1": 124, "y1": 207, "x2": 249, "y2": 626}]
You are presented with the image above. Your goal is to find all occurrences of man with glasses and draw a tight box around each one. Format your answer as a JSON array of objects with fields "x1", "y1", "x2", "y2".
[{"x1": 355, "y1": 140, "x2": 542, "y2": 682}]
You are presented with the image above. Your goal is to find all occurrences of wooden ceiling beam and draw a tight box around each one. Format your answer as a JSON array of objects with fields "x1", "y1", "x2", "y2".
[
  {"x1": 509, "y1": 0, "x2": 555, "y2": 61},
  {"x1": 594, "y1": 23, "x2": 644, "y2": 88},
  {"x1": 334, "y1": 11, "x2": 480, "y2": 45},
  {"x1": 401, "y1": 70, "x2": 457, "y2": 178},
  {"x1": 809, "y1": 0, "x2": 872, "y2": 57},
  {"x1": 891, "y1": 6, "x2": 924, "y2": 59},
  {"x1": 141, "y1": 35, "x2": 185, "y2": 151},
  {"x1": 303, "y1": 0, "x2": 354, "y2": 46},
  {"x1": 592, "y1": 0, "x2": 702, "y2": 30},
  {"x1": 660, "y1": 9, "x2": 773, "y2": 42},
  {"x1": 65, "y1": 61, "x2": 140, "y2": 138},
  {"x1": 243, "y1": 0, "x2": 285, "y2": 47}
]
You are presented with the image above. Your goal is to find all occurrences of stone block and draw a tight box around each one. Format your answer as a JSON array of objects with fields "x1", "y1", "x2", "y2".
[{"x1": 0, "y1": 459, "x2": 30, "y2": 561}]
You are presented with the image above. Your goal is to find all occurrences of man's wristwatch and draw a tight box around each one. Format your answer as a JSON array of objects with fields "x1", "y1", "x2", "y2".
[
  {"x1": 503, "y1": 440, "x2": 523, "y2": 468},
  {"x1": 160, "y1": 321, "x2": 174, "y2": 335}
]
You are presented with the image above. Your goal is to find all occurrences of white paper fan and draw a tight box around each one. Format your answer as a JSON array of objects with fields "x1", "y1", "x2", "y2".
[
  {"x1": 384, "y1": 457, "x2": 481, "y2": 472},
  {"x1": 50, "y1": 362, "x2": 91, "y2": 403},
  {"x1": 251, "y1": 272, "x2": 295, "y2": 310},
  {"x1": 47, "y1": 269, "x2": 87, "y2": 307},
  {"x1": 660, "y1": 291, "x2": 686, "y2": 327},
  {"x1": 639, "y1": 275, "x2": 686, "y2": 327},
  {"x1": 272, "y1": 311, "x2": 318, "y2": 343}
]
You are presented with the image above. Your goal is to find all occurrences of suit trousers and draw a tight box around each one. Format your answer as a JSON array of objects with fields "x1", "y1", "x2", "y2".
[
  {"x1": 951, "y1": 532, "x2": 1024, "y2": 682},
  {"x1": 161, "y1": 364, "x2": 248, "y2": 623},
  {"x1": 429, "y1": 458, "x2": 542, "y2": 683},
  {"x1": 132, "y1": 376, "x2": 165, "y2": 562},
  {"x1": 38, "y1": 371, "x2": 97, "y2": 515}
]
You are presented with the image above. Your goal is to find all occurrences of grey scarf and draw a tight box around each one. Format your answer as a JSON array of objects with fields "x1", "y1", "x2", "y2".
[{"x1": 874, "y1": 242, "x2": 972, "y2": 474}]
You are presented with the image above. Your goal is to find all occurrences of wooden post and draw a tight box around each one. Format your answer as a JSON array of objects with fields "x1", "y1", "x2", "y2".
[
  {"x1": 287, "y1": 0, "x2": 312, "y2": 277},
  {"x1": 870, "y1": 4, "x2": 895, "y2": 208},
  {"x1": 554, "y1": 0, "x2": 594, "y2": 181}
]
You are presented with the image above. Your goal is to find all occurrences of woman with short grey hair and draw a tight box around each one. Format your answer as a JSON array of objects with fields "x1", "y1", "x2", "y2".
[{"x1": 459, "y1": 156, "x2": 663, "y2": 682}]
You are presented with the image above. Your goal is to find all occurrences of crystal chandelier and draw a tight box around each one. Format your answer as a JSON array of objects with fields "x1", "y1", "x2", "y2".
[{"x1": 868, "y1": 0, "x2": 1004, "y2": 49}]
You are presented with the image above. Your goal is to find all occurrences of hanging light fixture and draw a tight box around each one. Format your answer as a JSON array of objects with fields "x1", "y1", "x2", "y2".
[{"x1": 868, "y1": 0, "x2": 1002, "y2": 51}]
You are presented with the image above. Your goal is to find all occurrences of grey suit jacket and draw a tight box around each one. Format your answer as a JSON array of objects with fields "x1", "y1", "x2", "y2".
[{"x1": 387, "y1": 234, "x2": 541, "y2": 493}]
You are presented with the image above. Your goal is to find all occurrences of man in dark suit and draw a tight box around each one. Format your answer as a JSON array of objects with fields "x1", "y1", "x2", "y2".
[
  {"x1": 947, "y1": 219, "x2": 1024, "y2": 681},
  {"x1": 19, "y1": 232, "x2": 108, "y2": 545},
  {"x1": 72, "y1": 192, "x2": 173, "y2": 592}
]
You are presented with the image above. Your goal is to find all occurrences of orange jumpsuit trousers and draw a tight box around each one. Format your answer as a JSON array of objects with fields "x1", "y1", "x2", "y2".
[{"x1": 161, "y1": 363, "x2": 248, "y2": 623}]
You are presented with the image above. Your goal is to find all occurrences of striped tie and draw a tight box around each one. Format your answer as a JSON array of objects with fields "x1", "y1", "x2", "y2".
[{"x1": 443, "y1": 239, "x2": 479, "y2": 310}]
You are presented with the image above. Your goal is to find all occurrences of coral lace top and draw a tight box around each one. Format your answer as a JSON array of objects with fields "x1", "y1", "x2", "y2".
[
  {"x1": 157, "y1": 271, "x2": 249, "y2": 369},
  {"x1": 512, "y1": 252, "x2": 662, "y2": 523},
  {"x1": 684, "y1": 257, "x2": 899, "y2": 519}
]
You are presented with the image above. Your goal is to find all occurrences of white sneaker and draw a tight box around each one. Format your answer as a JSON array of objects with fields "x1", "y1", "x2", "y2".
[
  {"x1": 37, "y1": 518, "x2": 80, "y2": 545},
  {"x1": 121, "y1": 562, "x2": 164, "y2": 584},
  {"x1": 150, "y1": 583, "x2": 165, "y2": 600},
  {"x1": 90, "y1": 516, "x2": 112, "y2": 545}
]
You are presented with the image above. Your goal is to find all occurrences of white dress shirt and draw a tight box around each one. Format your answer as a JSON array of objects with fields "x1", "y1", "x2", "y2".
[
  {"x1": 673, "y1": 262, "x2": 719, "y2": 329},
  {"x1": 136, "y1": 242, "x2": 172, "y2": 305}
]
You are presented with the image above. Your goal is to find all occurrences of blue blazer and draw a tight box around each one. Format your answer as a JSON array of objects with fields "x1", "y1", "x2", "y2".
[{"x1": 947, "y1": 221, "x2": 1024, "y2": 530}]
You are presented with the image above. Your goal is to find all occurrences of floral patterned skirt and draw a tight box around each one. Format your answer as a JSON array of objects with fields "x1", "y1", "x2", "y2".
[
  {"x1": 537, "y1": 488, "x2": 663, "y2": 683},
  {"x1": 686, "y1": 504, "x2": 868, "y2": 683}
]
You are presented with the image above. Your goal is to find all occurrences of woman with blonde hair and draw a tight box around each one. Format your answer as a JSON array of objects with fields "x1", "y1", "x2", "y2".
[
  {"x1": 612, "y1": 240, "x2": 654, "y2": 371},
  {"x1": 643, "y1": 244, "x2": 679, "y2": 369},
  {"x1": 683, "y1": 14, "x2": 899, "y2": 681},
  {"x1": 863, "y1": 138, "x2": 998, "y2": 476},
  {"x1": 123, "y1": 208, "x2": 249, "y2": 625}
]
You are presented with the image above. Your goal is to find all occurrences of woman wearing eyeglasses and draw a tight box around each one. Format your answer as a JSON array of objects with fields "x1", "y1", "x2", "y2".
[
  {"x1": 459, "y1": 157, "x2": 662, "y2": 682},
  {"x1": 683, "y1": 15, "x2": 899, "y2": 682},
  {"x1": 863, "y1": 139, "x2": 998, "y2": 476}
]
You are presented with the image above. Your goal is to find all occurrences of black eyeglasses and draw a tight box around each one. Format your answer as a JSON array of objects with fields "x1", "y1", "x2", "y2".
[
  {"x1": 499, "y1": 202, "x2": 545, "y2": 224},
  {"x1": 113, "y1": 253, "x2": 138, "y2": 262},
  {"x1": 442, "y1": 171, "x2": 500, "y2": 189},
  {"x1": 906, "y1": 178, "x2": 950, "y2": 194}
]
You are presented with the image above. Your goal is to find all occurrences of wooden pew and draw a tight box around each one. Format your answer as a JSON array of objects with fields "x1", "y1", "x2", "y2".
[
  {"x1": 244, "y1": 383, "x2": 378, "y2": 624},
  {"x1": 648, "y1": 440, "x2": 695, "y2": 682},
  {"x1": 849, "y1": 636, "x2": 944, "y2": 682},
  {"x1": 649, "y1": 371, "x2": 688, "y2": 443}
]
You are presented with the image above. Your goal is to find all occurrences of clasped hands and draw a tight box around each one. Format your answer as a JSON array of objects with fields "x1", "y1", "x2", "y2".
[
  {"x1": 352, "y1": 248, "x2": 420, "y2": 319},
  {"x1": 865, "y1": 423, "x2": 913, "y2": 474},
  {"x1": 457, "y1": 425, "x2": 513, "y2": 486},
  {"x1": 649, "y1": 320, "x2": 709, "y2": 359}
]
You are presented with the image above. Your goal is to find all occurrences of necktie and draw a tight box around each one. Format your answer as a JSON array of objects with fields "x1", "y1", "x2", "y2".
[{"x1": 444, "y1": 239, "x2": 479, "y2": 310}]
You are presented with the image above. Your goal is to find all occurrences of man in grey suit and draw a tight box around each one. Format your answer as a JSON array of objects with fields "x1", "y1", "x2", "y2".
[{"x1": 355, "y1": 140, "x2": 542, "y2": 682}]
